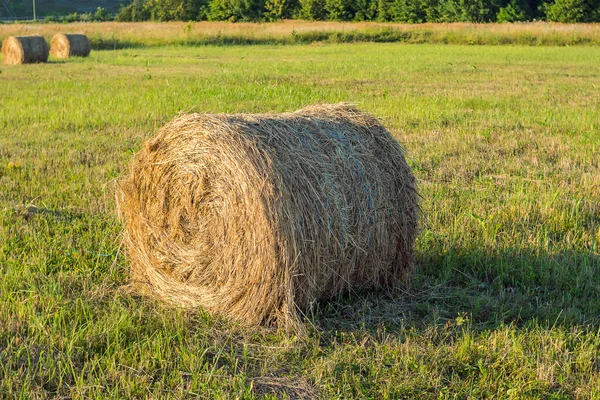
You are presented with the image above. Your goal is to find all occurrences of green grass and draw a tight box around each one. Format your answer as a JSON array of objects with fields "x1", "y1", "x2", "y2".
[{"x1": 1, "y1": 43, "x2": 599, "y2": 398}]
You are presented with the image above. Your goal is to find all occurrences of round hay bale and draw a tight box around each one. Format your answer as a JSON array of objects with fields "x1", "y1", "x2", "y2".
[
  {"x1": 116, "y1": 104, "x2": 419, "y2": 330},
  {"x1": 49, "y1": 34, "x2": 91, "y2": 59},
  {"x1": 1, "y1": 36, "x2": 49, "y2": 65}
]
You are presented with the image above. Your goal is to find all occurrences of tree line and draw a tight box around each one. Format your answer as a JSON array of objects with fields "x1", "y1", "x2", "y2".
[{"x1": 115, "y1": 0, "x2": 600, "y2": 22}]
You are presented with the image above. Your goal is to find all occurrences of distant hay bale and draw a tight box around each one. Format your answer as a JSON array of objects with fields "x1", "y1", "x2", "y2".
[
  {"x1": 50, "y1": 34, "x2": 91, "y2": 59},
  {"x1": 116, "y1": 104, "x2": 419, "y2": 330},
  {"x1": 1, "y1": 36, "x2": 49, "y2": 65}
]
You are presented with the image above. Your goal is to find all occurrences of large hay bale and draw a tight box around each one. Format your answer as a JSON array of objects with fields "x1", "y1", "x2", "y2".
[
  {"x1": 116, "y1": 104, "x2": 419, "y2": 330},
  {"x1": 50, "y1": 34, "x2": 91, "y2": 59},
  {"x1": 1, "y1": 36, "x2": 49, "y2": 65}
]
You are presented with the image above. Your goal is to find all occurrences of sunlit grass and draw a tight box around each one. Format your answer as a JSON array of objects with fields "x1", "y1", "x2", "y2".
[{"x1": 0, "y1": 42, "x2": 599, "y2": 398}]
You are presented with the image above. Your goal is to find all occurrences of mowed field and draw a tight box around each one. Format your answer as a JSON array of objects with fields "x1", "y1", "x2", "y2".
[{"x1": 1, "y1": 34, "x2": 600, "y2": 398}]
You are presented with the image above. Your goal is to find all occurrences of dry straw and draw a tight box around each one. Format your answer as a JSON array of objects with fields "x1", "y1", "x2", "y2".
[
  {"x1": 116, "y1": 104, "x2": 419, "y2": 331},
  {"x1": 50, "y1": 33, "x2": 91, "y2": 59},
  {"x1": 1, "y1": 36, "x2": 49, "y2": 65}
]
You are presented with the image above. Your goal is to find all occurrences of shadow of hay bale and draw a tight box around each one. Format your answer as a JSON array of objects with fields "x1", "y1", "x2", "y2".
[
  {"x1": 311, "y1": 246, "x2": 600, "y2": 335},
  {"x1": 16, "y1": 205, "x2": 86, "y2": 222}
]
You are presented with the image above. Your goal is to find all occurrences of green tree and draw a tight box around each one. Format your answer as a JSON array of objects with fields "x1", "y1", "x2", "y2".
[
  {"x1": 145, "y1": 0, "x2": 185, "y2": 20},
  {"x1": 436, "y1": 0, "x2": 460, "y2": 21},
  {"x1": 391, "y1": 0, "x2": 426, "y2": 22},
  {"x1": 542, "y1": 0, "x2": 598, "y2": 22},
  {"x1": 208, "y1": 0, "x2": 264, "y2": 21},
  {"x1": 458, "y1": 0, "x2": 490, "y2": 21},
  {"x1": 185, "y1": 0, "x2": 210, "y2": 20},
  {"x1": 94, "y1": 7, "x2": 112, "y2": 21},
  {"x1": 376, "y1": 0, "x2": 394, "y2": 20},
  {"x1": 353, "y1": 0, "x2": 377, "y2": 20},
  {"x1": 116, "y1": 0, "x2": 206, "y2": 21},
  {"x1": 497, "y1": 0, "x2": 528, "y2": 21},
  {"x1": 116, "y1": 0, "x2": 151, "y2": 21},
  {"x1": 422, "y1": 0, "x2": 442, "y2": 21},
  {"x1": 264, "y1": 0, "x2": 299, "y2": 20},
  {"x1": 297, "y1": 0, "x2": 327, "y2": 19},
  {"x1": 324, "y1": 0, "x2": 355, "y2": 20},
  {"x1": 436, "y1": 0, "x2": 490, "y2": 21}
]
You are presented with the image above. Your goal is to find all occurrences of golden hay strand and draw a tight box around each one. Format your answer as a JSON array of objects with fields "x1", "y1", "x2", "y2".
[
  {"x1": 116, "y1": 104, "x2": 419, "y2": 330},
  {"x1": 50, "y1": 33, "x2": 91, "y2": 59},
  {"x1": 1, "y1": 36, "x2": 49, "y2": 65}
]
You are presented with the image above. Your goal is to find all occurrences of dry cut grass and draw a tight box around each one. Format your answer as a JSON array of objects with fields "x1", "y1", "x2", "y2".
[{"x1": 1, "y1": 21, "x2": 599, "y2": 48}]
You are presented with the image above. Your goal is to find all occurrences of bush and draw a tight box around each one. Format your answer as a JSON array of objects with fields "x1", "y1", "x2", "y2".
[
  {"x1": 64, "y1": 12, "x2": 79, "y2": 22},
  {"x1": 542, "y1": 0, "x2": 598, "y2": 22},
  {"x1": 353, "y1": 0, "x2": 377, "y2": 20},
  {"x1": 94, "y1": 7, "x2": 112, "y2": 21},
  {"x1": 297, "y1": 0, "x2": 327, "y2": 19},
  {"x1": 112, "y1": 0, "x2": 600, "y2": 22},
  {"x1": 391, "y1": 0, "x2": 427, "y2": 22},
  {"x1": 79, "y1": 12, "x2": 94, "y2": 21},
  {"x1": 435, "y1": 0, "x2": 490, "y2": 22},
  {"x1": 116, "y1": 0, "x2": 151, "y2": 21},
  {"x1": 208, "y1": 0, "x2": 265, "y2": 21},
  {"x1": 145, "y1": 0, "x2": 185, "y2": 20},
  {"x1": 264, "y1": 0, "x2": 299, "y2": 20},
  {"x1": 325, "y1": 0, "x2": 355, "y2": 20},
  {"x1": 186, "y1": 0, "x2": 210, "y2": 19},
  {"x1": 498, "y1": 0, "x2": 528, "y2": 21},
  {"x1": 457, "y1": 0, "x2": 490, "y2": 21},
  {"x1": 375, "y1": 0, "x2": 394, "y2": 20}
]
